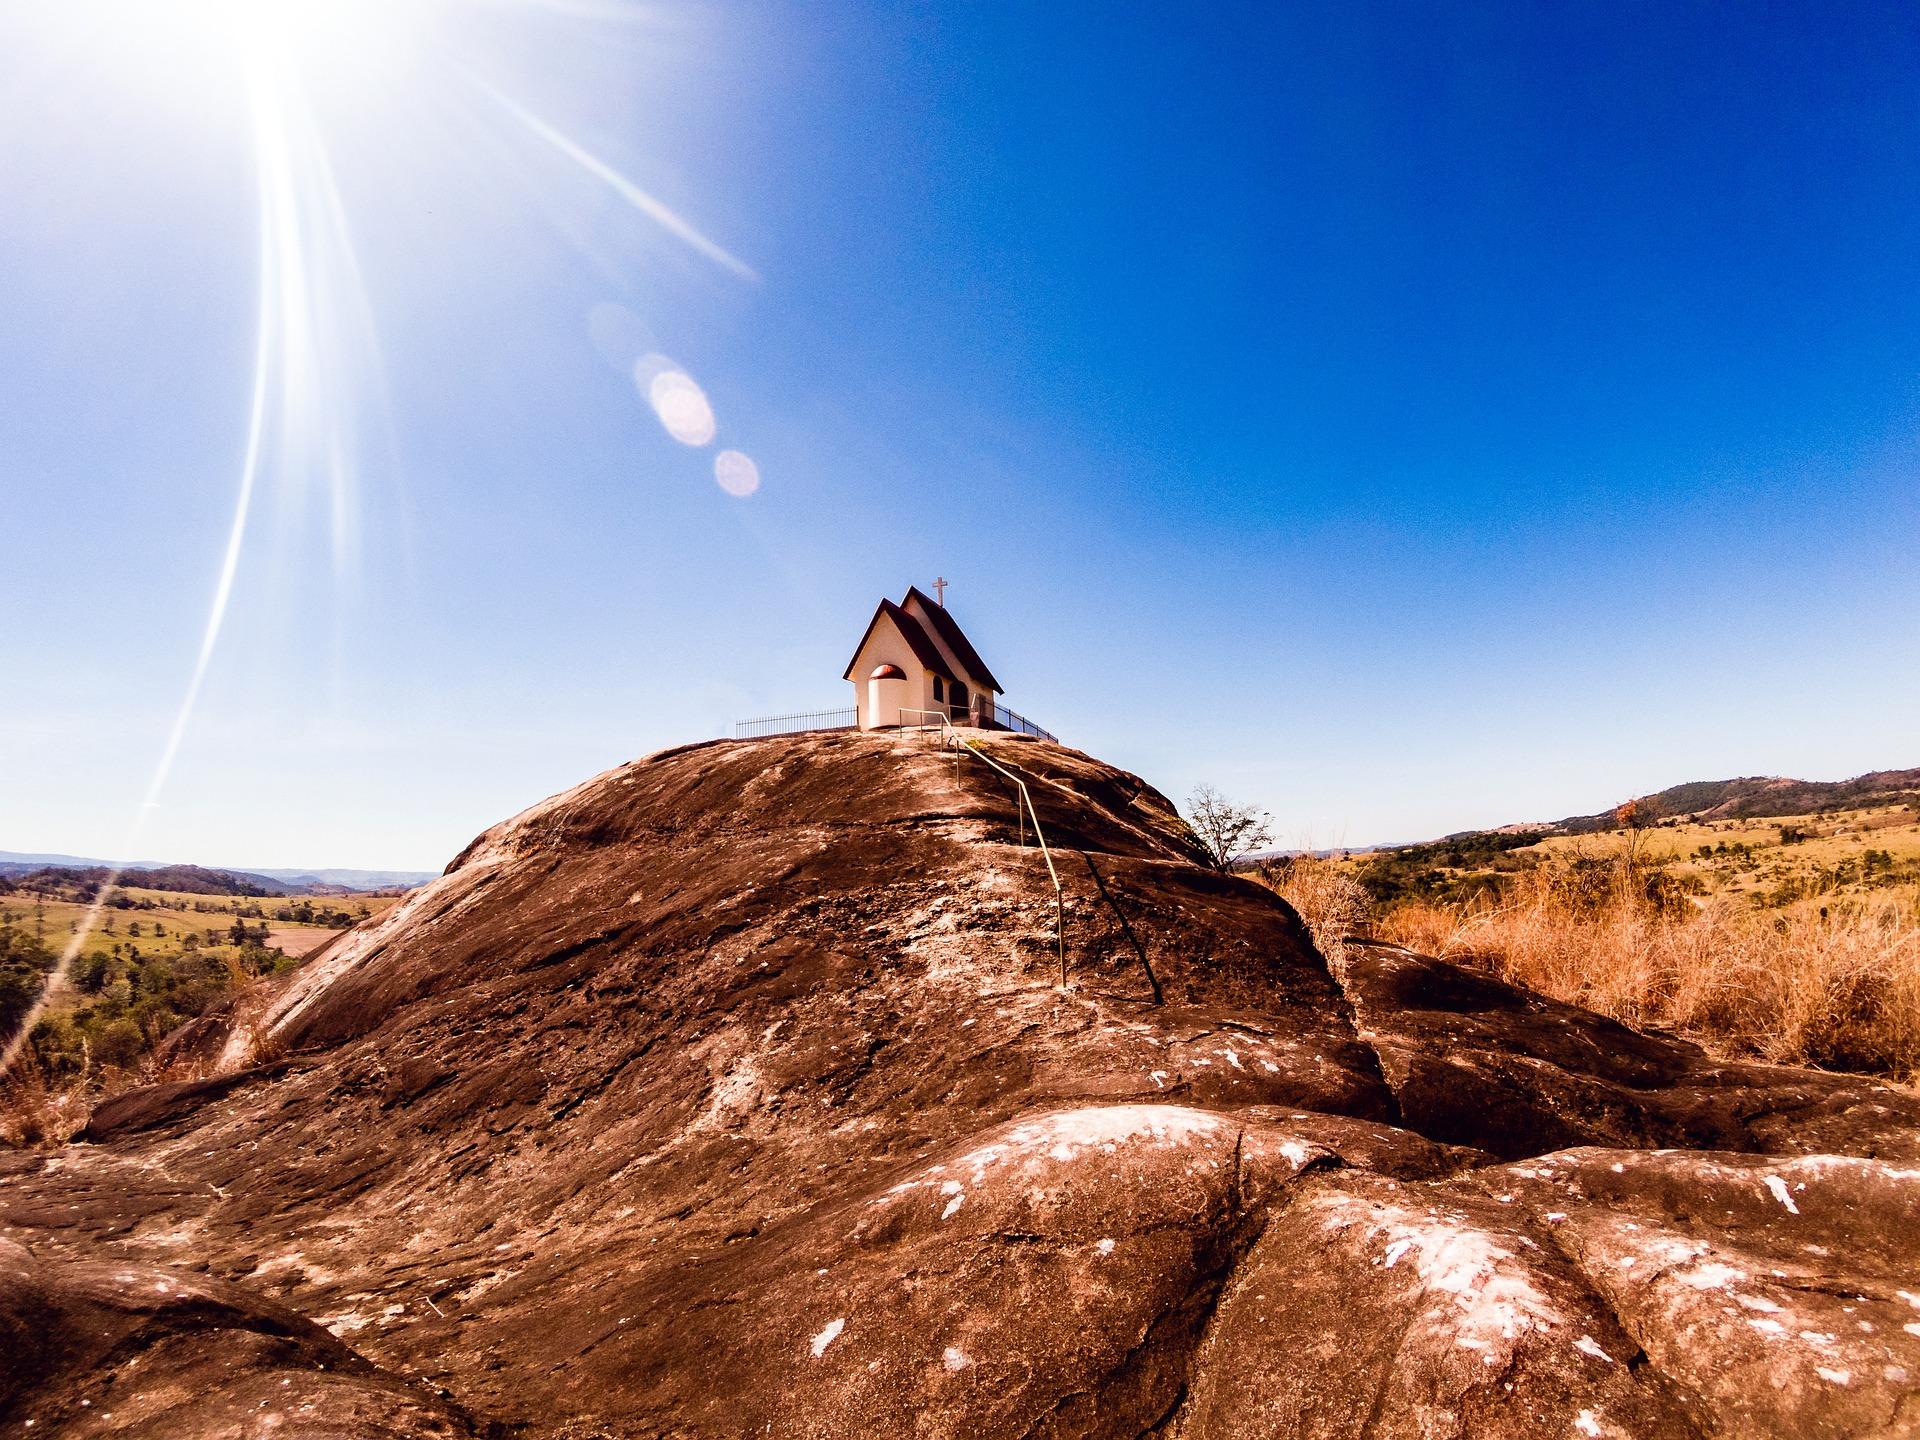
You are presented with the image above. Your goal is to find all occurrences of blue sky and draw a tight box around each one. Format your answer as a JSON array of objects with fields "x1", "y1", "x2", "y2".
[{"x1": 3, "y1": 0, "x2": 1918, "y2": 869}]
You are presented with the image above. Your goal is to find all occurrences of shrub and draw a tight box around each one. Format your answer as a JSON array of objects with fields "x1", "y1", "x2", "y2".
[
  {"x1": 91, "y1": 1018, "x2": 145, "y2": 1071},
  {"x1": 1255, "y1": 855, "x2": 1373, "y2": 960}
]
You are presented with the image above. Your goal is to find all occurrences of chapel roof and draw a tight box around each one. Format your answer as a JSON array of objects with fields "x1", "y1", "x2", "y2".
[
  {"x1": 842, "y1": 599, "x2": 953, "y2": 682},
  {"x1": 903, "y1": 587, "x2": 1003, "y2": 693},
  {"x1": 842, "y1": 593, "x2": 1000, "y2": 693}
]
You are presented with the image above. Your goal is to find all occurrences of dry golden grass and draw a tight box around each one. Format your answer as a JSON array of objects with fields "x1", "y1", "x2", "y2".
[
  {"x1": 0, "y1": 1034, "x2": 235, "y2": 1147},
  {"x1": 0, "y1": 1042, "x2": 96, "y2": 1147},
  {"x1": 1256, "y1": 854, "x2": 1374, "y2": 961},
  {"x1": 1254, "y1": 845, "x2": 1920, "y2": 1081},
  {"x1": 1376, "y1": 862, "x2": 1920, "y2": 1080}
]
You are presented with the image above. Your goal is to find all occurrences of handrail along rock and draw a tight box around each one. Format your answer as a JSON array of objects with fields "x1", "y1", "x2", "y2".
[{"x1": 901, "y1": 708, "x2": 1067, "y2": 987}]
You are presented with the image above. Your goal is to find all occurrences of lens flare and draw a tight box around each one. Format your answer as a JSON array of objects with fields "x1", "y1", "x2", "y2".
[
  {"x1": 642, "y1": 362, "x2": 718, "y2": 446},
  {"x1": 714, "y1": 449, "x2": 760, "y2": 497}
]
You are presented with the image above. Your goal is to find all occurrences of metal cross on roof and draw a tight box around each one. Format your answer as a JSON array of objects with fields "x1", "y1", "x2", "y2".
[{"x1": 932, "y1": 576, "x2": 948, "y2": 607}]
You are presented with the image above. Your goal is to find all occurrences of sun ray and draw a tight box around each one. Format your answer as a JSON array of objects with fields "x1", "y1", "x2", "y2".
[
  {"x1": 142, "y1": 72, "x2": 286, "y2": 825},
  {"x1": 0, "y1": 33, "x2": 391, "y2": 1077},
  {"x1": 1, "y1": 0, "x2": 756, "y2": 1078},
  {"x1": 0, "y1": 66, "x2": 288, "y2": 1080},
  {"x1": 460, "y1": 64, "x2": 759, "y2": 283}
]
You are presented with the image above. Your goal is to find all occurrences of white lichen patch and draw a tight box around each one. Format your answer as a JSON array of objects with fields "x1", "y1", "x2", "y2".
[
  {"x1": 1762, "y1": 1176, "x2": 1800, "y2": 1214},
  {"x1": 1631, "y1": 1235, "x2": 1711, "y2": 1272},
  {"x1": 130, "y1": 1218, "x2": 208, "y2": 1251},
  {"x1": 1344, "y1": 1203, "x2": 1566, "y2": 1356},
  {"x1": 928, "y1": 1106, "x2": 1228, "y2": 1190},
  {"x1": 810, "y1": 1318, "x2": 845, "y2": 1357},
  {"x1": 1574, "y1": 1335, "x2": 1614, "y2": 1363},
  {"x1": 687, "y1": 1051, "x2": 765, "y2": 1135},
  {"x1": 1676, "y1": 1262, "x2": 1746, "y2": 1292}
]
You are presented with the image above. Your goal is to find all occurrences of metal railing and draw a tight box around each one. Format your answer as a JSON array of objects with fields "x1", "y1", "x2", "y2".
[
  {"x1": 902, "y1": 701, "x2": 1056, "y2": 741},
  {"x1": 898, "y1": 707, "x2": 951, "y2": 731},
  {"x1": 962, "y1": 738, "x2": 1067, "y2": 987},
  {"x1": 733, "y1": 707, "x2": 856, "y2": 739},
  {"x1": 739, "y1": 701, "x2": 1053, "y2": 742},
  {"x1": 904, "y1": 708, "x2": 1065, "y2": 987},
  {"x1": 899, "y1": 709, "x2": 962, "y2": 787},
  {"x1": 990, "y1": 703, "x2": 1055, "y2": 741}
]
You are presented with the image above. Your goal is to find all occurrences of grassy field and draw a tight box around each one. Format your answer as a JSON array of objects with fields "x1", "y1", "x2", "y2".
[
  {"x1": 1516, "y1": 804, "x2": 1920, "y2": 908},
  {"x1": 1318, "y1": 802, "x2": 1920, "y2": 914},
  {"x1": 1259, "y1": 802, "x2": 1920, "y2": 1081},
  {"x1": 4, "y1": 886, "x2": 384, "y2": 958},
  {"x1": 0, "y1": 877, "x2": 401, "y2": 1109}
]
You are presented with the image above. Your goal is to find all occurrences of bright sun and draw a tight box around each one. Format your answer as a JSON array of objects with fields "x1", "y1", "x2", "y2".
[{"x1": 176, "y1": 0, "x2": 432, "y2": 75}]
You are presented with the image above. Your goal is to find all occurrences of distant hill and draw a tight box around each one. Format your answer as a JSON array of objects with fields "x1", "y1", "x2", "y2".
[
  {"x1": 0, "y1": 850, "x2": 433, "y2": 894},
  {"x1": 0, "y1": 863, "x2": 288, "y2": 898},
  {"x1": 1550, "y1": 767, "x2": 1920, "y2": 834},
  {"x1": 243, "y1": 867, "x2": 438, "y2": 892},
  {"x1": 1231, "y1": 769, "x2": 1920, "y2": 870},
  {"x1": 1363, "y1": 766, "x2": 1920, "y2": 852}
]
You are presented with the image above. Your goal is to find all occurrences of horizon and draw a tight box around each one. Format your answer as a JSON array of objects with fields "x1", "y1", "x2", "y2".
[
  {"x1": 6, "y1": 751, "x2": 1915, "y2": 878},
  {"x1": 0, "y1": 848, "x2": 437, "y2": 882},
  {"x1": 6, "y1": 1, "x2": 1919, "y2": 871}
]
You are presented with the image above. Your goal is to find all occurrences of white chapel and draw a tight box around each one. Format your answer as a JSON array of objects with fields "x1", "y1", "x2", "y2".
[{"x1": 843, "y1": 583, "x2": 1002, "y2": 730}]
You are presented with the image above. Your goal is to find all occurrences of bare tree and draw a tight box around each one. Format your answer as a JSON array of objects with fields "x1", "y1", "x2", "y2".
[
  {"x1": 1184, "y1": 784, "x2": 1274, "y2": 870},
  {"x1": 1614, "y1": 798, "x2": 1648, "y2": 872}
]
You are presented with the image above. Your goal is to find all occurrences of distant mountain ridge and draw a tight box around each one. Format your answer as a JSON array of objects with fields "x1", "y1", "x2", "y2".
[
  {"x1": 0, "y1": 850, "x2": 433, "y2": 894},
  {"x1": 0, "y1": 863, "x2": 288, "y2": 898},
  {"x1": 1548, "y1": 766, "x2": 1920, "y2": 835},
  {"x1": 1234, "y1": 769, "x2": 1920, "y2": 866}
]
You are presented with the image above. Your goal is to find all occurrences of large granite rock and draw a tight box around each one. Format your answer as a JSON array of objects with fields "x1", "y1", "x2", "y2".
[
  {"x1": 0, "y1": 1238, "x2": 482, "y2": 1438},
  {"x1": 2, "y1": 731, "x2": 1915, "y2": 1437}
]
